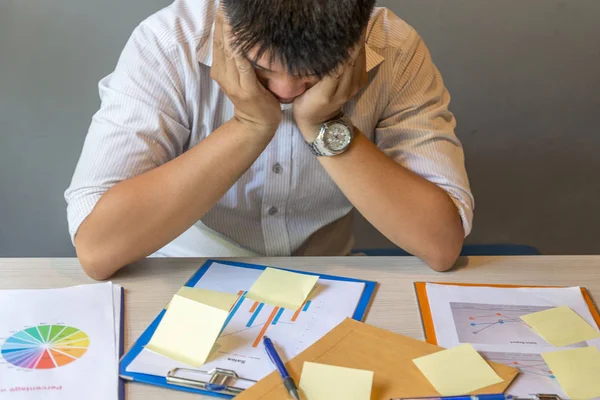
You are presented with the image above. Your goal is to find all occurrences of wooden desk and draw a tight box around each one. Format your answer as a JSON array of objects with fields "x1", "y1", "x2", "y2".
[{"x1": 1, "y1": 256, "x2": 599, "y2": 399}]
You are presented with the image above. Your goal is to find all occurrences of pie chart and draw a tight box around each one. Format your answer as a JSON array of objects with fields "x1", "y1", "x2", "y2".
[{"x1": 1, "y1": 325, "x2": 89, "y2": 369}]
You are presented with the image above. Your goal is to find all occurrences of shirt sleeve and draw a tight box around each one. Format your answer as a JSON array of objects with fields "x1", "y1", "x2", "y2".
[
  {"x1": 375, "y1": 33, "x2": 475, "y2": 236},
  {"x1": 64, "y1": 24, "x2": 190, "y2": 243}
]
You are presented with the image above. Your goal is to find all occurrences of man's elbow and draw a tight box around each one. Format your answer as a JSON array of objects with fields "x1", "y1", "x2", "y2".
[
  {"x1": 75, "y1": 237, "x2": 122, "y2": 281},
  {"x1": 423, "y1": 247, "x2": 460, "y2": 272},
  {"x1": 422, "y1": 230, "x2": 463, "y2": 272},
  {"x1": 76, "y1": 251, "x2": 117, "y2": 281}
]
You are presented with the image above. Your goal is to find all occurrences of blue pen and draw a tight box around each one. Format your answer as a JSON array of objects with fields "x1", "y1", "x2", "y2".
[
  {"x1": 263, "y1": 336, "x2": 301, "y2": 400},
  {"x1": 391, "y1": 394, "x2": 558, "y2": 400}
]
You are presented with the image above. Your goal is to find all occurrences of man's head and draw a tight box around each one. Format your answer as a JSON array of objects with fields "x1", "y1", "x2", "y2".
[{"x1": 221, "y1": 0, "x2": 376, "y2": 103}]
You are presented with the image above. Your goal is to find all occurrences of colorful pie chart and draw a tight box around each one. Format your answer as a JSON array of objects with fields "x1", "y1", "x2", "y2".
[{"x1": 1, "y1": 325, "x2": 89, "y2": 369}]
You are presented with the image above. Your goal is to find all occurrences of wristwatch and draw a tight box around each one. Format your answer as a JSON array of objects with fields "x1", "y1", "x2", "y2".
[{"x1": 307, "y1": 114, "x2": 354, "y2": 157}]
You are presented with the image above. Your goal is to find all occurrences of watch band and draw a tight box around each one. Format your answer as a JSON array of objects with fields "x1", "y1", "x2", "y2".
[{"x1": 308, "y1": 141, "x2": 327, "y2": 156}]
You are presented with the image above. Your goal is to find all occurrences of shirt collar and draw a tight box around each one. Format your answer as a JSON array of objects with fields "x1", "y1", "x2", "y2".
[
  {"x1": 197, "y1": 22, "x2": 385, "y2": 72},
  {"x1": 364, "y1": 44, "x2": 384, "y2": 72}
]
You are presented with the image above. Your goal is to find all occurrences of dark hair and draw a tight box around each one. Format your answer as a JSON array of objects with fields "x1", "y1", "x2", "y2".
[{"x1": 222, "y1": 0, "x2": 376, "y2": 78}]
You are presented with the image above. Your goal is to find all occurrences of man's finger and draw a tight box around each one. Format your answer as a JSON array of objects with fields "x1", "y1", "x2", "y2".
[
  {"x1": 350, "y1": 45, "x2": 367, "y2": 96},
  {"x1": 212, "y1": 9, "x2": 225, "y2": 75},
  {"x1": 349, "y1": 40, "x2": 363, "y2": 64},
  {"x1": 335, "y1": 62, "x2": 354, "y2": 99},
  {"x1": 222, "y1": 23, "x2": 234, "y2": 60},
  {"x1": 222, "y1": 14, "x2": 240, "y2": 85},
  {"x1": 335, "y1": 41, "x2": 365, "y2": 99},
  {"x1": 235, "y1": 53, "x2": 259, "y2": 92},
  {"x1": 316, "y1": 64, "x2": 343, "y2": 98}
]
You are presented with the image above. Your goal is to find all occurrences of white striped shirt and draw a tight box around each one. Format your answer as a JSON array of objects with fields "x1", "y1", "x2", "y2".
[{"x1": 65, "y1": 0, "x2": 474, "y2": 258}]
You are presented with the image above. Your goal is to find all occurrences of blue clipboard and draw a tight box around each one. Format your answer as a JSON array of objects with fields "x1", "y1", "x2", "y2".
[{"x1": 119, "y1": 259, "x2": 377, "y2": 398}]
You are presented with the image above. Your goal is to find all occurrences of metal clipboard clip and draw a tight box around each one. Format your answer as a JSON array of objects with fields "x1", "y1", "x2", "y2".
[
  {"x1": 166, "y1": 367, "x2": 257, "y2": 396},
  {"x1": 533, "y1": 395, "x2": 562, "y2": 400}
]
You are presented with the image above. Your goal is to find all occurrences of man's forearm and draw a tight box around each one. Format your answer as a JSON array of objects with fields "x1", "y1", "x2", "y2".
[
  {"x1": 289, "y1": 32, "x2": 464, "y2": 270},
  {"x1": 75, "y1": 119, "x2": 272, "y2": 279},
  {"x1": 318, "y1": 131, "x2": 465, "y2": 271}
]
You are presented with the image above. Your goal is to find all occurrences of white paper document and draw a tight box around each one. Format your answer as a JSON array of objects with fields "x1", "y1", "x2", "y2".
[
  {"x1": 0, "y1": 282, "x2": 122, "y2": 399},
  {"x1": 126, "y1": 262, "x2": 365, "y2": 382},
  {"x1": 424, "y1": 283, "x2": 600, "y2": 398}
]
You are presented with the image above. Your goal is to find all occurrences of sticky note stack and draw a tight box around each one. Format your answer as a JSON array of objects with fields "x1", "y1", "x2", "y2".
[
  {"x1": 520, "y1": 306, "x2": 600, "y2": 399},
  {"x1": 145, "y1": 267, "x2": 319, "y2": 368},
  {"x1": 299, "y1": 362, "x2": 374, "y2": 400},
  {"x1": 413, "y1": 344, "x2": 504, "y2": 396},
  {"x1": 246, "y1": 267, "x2": 319, "y2": 310},
  {"x1": 520, "y1": 305, "x2": 600, "y2": 347},
  {"x1": 541, "y1": 347, "x2": 600, "y2": 400},
  {"x1": 146, "y1": 287, "x2": 238, "y2": 367}
]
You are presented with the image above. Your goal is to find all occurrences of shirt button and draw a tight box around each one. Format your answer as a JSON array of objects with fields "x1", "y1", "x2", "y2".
[
  {"x1": 268, "y1": 206, "x2": 278, "y2": 216},
  {"x1": 272, "y1": 163, "x2": 283, "y2": 174}
]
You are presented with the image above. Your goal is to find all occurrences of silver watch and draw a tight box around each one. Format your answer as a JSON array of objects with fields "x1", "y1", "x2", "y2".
[{"x1": 307, "y1": 115, "x2": 354, "y2": 157}]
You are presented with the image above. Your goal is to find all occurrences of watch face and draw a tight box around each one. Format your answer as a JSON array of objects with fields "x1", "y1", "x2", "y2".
[{"x1": 323, "y1": 123, "x2": 351, "y2": 151}]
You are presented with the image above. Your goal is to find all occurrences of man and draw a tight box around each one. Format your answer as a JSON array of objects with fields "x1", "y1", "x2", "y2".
[{"x1": 65, "y1": 0, "x2": 474, "y2": 280}]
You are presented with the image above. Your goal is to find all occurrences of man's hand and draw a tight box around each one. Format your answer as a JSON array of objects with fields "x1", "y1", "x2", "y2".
[
  {"x1": 211, "y1": 10, "x2": 282, "y2": 138},
  {"x1": 293, "y1": 42, "x2": 368, "y2": 141}
]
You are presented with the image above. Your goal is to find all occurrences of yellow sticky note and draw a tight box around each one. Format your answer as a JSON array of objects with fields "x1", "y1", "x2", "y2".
[
  {"x1": 413, "y1": 343, "x2": 504, "y2": 396},
  {"x1": 299, "y1": 362, "x2": 373, "y2": 400},
  {"x1": 542, "y1": 347, "x2": 600, "y2": 399},
  {"x1": 146, "y1": 294, "x2": 229, "y2": 367},
  {"x1": 166, "y1": 287, "x2": 238, "y2": 311},
  {"x1": 246, "y1": 267, "x2": 319, "y2": 310},
  {"x1": 520, "y1": 306, "x2": 600, "y2": 346}
]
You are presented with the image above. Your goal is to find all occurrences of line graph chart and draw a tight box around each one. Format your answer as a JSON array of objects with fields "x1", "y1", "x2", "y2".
[
  {"x1": 450, "y1": 302, "x2": 554, "y2": 345},
  {"x1": 481, "y1": 351, "x2": 555, "y2": 379},
  {"x1": 469, "y1": 312, "x2": 530, "y2": 334},
  {"x1": 479, "y1": 351, "x2": 567, "y2": 397}
]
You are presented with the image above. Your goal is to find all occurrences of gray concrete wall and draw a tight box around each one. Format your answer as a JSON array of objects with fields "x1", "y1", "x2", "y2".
[
  {"x1": 1, "y1": 0, "x2": 598, "y2": 256},
  {"x1": 355, "y1": 0, "x2": 600, "y2": 254}
]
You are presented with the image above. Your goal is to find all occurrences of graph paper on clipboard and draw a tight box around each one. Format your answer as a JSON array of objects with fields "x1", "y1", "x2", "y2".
[{"x1": 119, "y1": 259, "x2": 376, "y2": 398}]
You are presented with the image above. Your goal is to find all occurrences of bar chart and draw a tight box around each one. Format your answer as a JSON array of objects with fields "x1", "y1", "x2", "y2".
[
  {"x1": 223, "y1": 290, "x2": 313, "y2": 347},
  {"x1": 122, "y1": 262, "x2": 366, "y2": 382}
]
